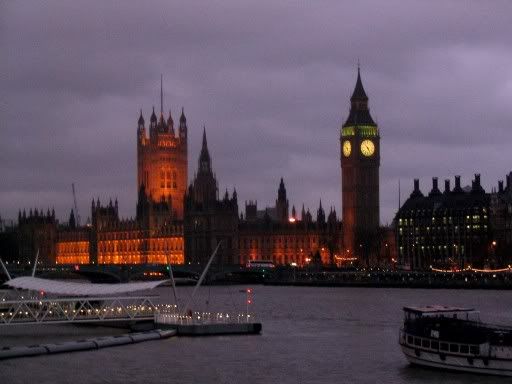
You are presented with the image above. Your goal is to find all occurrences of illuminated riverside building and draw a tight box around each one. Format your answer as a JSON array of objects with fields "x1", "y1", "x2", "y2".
[
  {"x1": 137, "y1": 79, "x2": 188, "y2": 220},
  {"x1": 395, "y1": 174, "x2": 508, "y2": 270},
  {"x1": 54, "y1": 87, "x2": 188, "y2": 265}
]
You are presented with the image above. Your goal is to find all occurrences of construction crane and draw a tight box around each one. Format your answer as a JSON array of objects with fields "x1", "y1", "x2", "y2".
[{"x1": 71, "y1": 183, "x2": 81, "y2": 227}]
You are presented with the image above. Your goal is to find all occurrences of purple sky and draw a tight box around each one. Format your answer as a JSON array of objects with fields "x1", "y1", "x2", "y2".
[{"x1": 1, "y1": 1, "x2": 511, "y2": 225}]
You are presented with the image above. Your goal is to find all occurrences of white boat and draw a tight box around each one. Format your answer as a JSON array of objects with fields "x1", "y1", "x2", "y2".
[{"x1": 399, "y1": 305, "x2": 512, "y2": 376}]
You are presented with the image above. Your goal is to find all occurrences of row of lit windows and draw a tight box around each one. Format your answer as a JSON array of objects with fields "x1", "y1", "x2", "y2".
[
  {"x1": 97, "y1": 231, "x2": 182, "y2": 240},
  {"x1": 341, "y1": 126, "x2": 378, "y2": 137},
  {"x1": 97, "y1": 252, "x2": 184, "y2": 265},
  {"x1": 399, "y1": 224, "x2": 487, "y2": 235},
  {"x1": 98, "y1": 240, "x2": 183, "y2": 253},
  {"x1": 57, "y1": 242, "x2": 89, "y2": 253},
  {"x1": 399, "y1": 216, "x2": 488, "y2": 227}
]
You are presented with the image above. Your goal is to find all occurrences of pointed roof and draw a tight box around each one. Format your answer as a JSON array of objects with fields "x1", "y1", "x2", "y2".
[
  {"x1": 180, "y1": 107, "x2": 186, "y2": 122},
  {"x1": 343, "y1": 67, "x2": 376, "y2": 127},
  {"x1": 150, "y1": 106, "x2": 157, "y2": 122},
  {"x1": 350, "y1": 67, "x2": 368, "y2": 101},
  {"x1": 138, "y1": 109, "x2": 144, "y2": 125}
]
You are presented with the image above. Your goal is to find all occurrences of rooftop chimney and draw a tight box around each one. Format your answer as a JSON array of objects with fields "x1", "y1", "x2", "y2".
[
  {"x1": 454, "y1": 175, "x2": 462, "y2": 192},
  {"x1": 429, "y1": 177, "x2": 441, "y2": 196},
  {"x1": 411, "y1": 178, "x2": 423, "y2": 198},
  {"x1": 444, "y1": 179, "x2": 450, "y2": 194}
]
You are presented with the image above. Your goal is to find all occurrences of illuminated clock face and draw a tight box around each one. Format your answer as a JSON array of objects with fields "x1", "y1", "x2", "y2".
[
  {"x1": 342, "y1": 140, "x2": 351, "y2": 157},
  {"x1": 360, "y1": 139, "x2": 375, "y2": 157}
]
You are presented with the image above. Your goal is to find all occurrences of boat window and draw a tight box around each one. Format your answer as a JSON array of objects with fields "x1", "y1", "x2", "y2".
[
  {"x1": 407, "y1": 335, "x2": 413, "y2": 344},
  {"x1": 450, "y1": 344, "x2": 459, "y2": 353},
  {"x1": 422, "y1": 340, "x2": 430, "y2": 348},
  {"x1": 440, "y1": 343, "x2": 448, "y2": 351},
  {"x1": 414, "y1": 338, "x2": 421, "y2": 346},
  {"x1": 470, "y1": 346, "x2": 479, "y2": 355},
  {"x1": 431, "y1": 341, "x2": 439, "y2": 350},
  {"x1": 460, "y1": 345, "x2": 469, "y2": 354}
]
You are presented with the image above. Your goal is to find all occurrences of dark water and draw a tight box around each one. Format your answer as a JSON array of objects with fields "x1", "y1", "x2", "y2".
[{"x1": 1, "y1": 286, "x2": 512, "y2": 384}]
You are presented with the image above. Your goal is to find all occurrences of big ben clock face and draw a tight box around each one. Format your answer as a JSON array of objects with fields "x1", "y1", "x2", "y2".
[
  {"x1": 342, "y1": 140, "x2": 351, "y2": 157},
  {"x1": 360, "y1": 139, "x2": 375, "y2": 157}
]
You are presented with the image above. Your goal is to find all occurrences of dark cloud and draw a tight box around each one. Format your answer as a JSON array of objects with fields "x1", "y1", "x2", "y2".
[{"x1": 1, "y1": 0, "x2": 512, "y2": 226}]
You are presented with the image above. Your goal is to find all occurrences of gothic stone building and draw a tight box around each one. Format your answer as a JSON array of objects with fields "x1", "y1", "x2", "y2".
[
  {"x1": 183, "y1": 130, "x2": 344, "y2": 267},
  {"x1": 184, "y1": 129, "x2": 239, "y2": 266},
  {"x1": 12, "y1": 72, "x2": 397, "y2": 268},
  {"x1": 17, "y1": 209, "x2": 57, "y2": 265},
  {"x1": 55, "y1": 94, "x2": 189, "y2": 265}
]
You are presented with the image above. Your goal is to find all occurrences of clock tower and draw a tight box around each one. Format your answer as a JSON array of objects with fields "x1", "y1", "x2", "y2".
[{"x1": 340, "y1": 67, "x2": 380, "y2": 257}]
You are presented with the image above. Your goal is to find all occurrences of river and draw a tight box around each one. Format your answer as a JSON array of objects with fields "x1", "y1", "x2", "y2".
[{"x1": 1, "y1": 286, "x2": 510, "y2": 383}]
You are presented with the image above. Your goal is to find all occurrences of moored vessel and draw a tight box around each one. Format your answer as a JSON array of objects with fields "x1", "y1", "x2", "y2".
[{"x1": 399, "y1": 305, "x2": 512, "y2": 376}]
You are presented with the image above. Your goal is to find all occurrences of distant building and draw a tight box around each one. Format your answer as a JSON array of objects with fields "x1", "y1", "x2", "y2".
[
  {"x1": 18, "y1": 209, "x2": 57, "y2": 265},
  {"x1": 0, "y1": 217, "x2": 18, "y2": 265},
  {"x1": 395, "y1": 174, "x2": 512, "y2": 270},
  {"x1": 184, "y1": 128, "x2": 239, "y2": 266},
  {"x1": 238, "y1": 192, "x2": 342, "y2": 266}
]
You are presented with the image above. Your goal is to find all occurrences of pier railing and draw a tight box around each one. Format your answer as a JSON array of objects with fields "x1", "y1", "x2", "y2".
[{"x1": 155, "y1": 311, "x2": 254, "y2": 325}]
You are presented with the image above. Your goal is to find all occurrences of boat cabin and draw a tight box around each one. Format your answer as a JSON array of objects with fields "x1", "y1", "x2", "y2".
[{"x1": 403, "y1": 306, "x2": 480, "y2": 322}]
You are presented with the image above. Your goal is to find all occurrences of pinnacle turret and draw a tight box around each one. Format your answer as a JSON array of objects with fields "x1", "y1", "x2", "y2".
[{"x1": 138, "y1": 109, "x2": 145, "y2": 126}]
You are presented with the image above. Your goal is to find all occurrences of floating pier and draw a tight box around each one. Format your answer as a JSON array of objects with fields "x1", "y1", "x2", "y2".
[
  {"x1": 0, "y1": 329, "x2": 176, "y2": 360},
  {"x1": 154, "y1": 312, "x2": 262, "y2": 336}
]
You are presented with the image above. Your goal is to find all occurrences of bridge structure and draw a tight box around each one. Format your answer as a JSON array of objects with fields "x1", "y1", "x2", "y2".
[{"x1": 0, "y1": 294, "x2": 171, "y2": 326}]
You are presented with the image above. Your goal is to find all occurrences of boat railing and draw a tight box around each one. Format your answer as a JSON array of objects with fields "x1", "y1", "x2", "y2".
[
  {"x1": 400, "y1": 329, "x2": 482, "y2": 357},
  {"x1": 405, "y1": 317, "x2": 512, "y2": 333}
]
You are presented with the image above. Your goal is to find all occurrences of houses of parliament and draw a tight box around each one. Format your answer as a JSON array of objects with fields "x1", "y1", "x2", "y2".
[{"x1": 6, "y1": 71, "x2": 396, "y2": 267}]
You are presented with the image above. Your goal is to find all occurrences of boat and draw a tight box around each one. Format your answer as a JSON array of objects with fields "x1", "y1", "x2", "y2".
[{"x1": 399, "y1": 305, "x2": 512, "y2": 376}]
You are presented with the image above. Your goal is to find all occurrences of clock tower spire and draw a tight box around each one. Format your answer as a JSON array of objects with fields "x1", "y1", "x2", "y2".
[{"x1": 340, "y1": 67, "x2": 380, "y2": 261}]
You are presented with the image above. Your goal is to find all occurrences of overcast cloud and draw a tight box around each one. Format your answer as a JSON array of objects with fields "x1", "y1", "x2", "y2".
[{"x1": 1, "y1": 0, "x2": 511, "y2": 225}]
